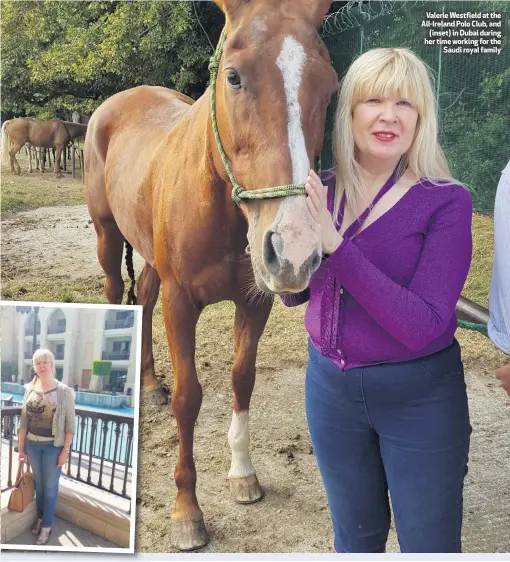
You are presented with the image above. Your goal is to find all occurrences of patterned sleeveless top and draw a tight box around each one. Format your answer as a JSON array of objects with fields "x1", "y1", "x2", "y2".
[{"x1": 25, "y1": 386, "x2": 57, "y2": 442}]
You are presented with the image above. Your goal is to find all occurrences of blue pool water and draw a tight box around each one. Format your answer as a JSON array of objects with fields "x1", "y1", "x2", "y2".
[
  {"x1": 2, "y1": 392, "x2": 135, "y2": 466},
  {"x1": 1, "y1": 392, "x2": 134, "y2": 417}
]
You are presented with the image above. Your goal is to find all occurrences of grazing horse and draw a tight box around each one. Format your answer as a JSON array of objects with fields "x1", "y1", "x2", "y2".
[
  {"x1": 1, "y1": 117, "x2": 87, "y2": 176},
  {"x1": 84, "y1": 0, "x2": 337, "y2": 550}
]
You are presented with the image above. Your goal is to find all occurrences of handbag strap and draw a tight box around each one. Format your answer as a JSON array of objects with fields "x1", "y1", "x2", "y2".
[
  {"x1": 15, "y1": 458, "x2": 32, "y2": 483},
  {"x1": 15, "y1": 461, "x2": 24, "y2": 482}
]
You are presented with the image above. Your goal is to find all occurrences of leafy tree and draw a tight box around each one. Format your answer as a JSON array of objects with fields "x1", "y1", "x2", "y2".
[{"x1": 1, "y1": 0, "x2": 224, "y2": 118}]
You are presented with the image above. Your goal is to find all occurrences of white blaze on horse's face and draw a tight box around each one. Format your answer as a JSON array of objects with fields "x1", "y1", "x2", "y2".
[{"x1": 276, "y1": 36, "x2": 309, "y2": 185}]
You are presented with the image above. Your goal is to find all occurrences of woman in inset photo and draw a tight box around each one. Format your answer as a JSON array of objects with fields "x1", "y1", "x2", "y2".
[{"x1": 18, "y1": 348, "x2": 76, "y2": 545}]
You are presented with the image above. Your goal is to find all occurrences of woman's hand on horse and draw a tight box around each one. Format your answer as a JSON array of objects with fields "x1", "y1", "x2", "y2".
[{"x1": 305, "y1": 169, "x2": 342, "y2": 255}]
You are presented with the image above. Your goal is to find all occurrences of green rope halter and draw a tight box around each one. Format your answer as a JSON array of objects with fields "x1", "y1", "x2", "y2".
[
  {"x1": 208, "y1": 27, "x2": 316, "y2": 206},
  {"x1": 457, "y1": 319, "x2": 489, "y2": 337}
]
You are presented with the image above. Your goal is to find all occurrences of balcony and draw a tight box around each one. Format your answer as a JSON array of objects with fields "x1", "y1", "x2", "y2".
[
  {"x1": 102, "y1": 351, "x2": 130, "y2": 361},
  {"x1": 104, "y1": 318, "x2": 134, "y2": 330},
  {"x1": 48, "y1": 326, "x2": 66, "y2": 335}
]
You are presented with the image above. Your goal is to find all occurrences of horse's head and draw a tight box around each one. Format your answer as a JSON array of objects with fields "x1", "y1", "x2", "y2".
[{"x1": 213, "y1": 0, "x2": 338, "y2": 295}]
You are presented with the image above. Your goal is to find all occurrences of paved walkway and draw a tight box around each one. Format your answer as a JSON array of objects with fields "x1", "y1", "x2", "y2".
[{"x1": 5, "y1": 515, "x2": 118, "y2": 548}]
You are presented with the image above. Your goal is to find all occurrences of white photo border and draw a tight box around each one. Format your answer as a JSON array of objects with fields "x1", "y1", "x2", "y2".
[{"x1": 0, "y1": 299, "x2": 143, "y2": 554}]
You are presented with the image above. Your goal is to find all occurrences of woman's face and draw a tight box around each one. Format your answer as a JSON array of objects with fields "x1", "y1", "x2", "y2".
[
  {"x1": 34, "y1": 357, "x2": 52, "y2": 379},
  {"x1": 352, "y1": 94, "x2": 419, "y2": 168}
]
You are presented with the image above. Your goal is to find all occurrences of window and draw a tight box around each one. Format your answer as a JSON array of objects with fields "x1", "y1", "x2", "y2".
[
  {"x1": 116, "y1": 311, "x2": 132, "y2": 321},
  {"x1": 115, "y1": 311, "x2": 134, "y2": 327},
  {"x1": 113, "y1": 341, "x2": 130, "y2": 353},
  {"x1": 57, "y1": 319, "x2": 66, "y2": 329},
  {"x1": 56, "y1": 344, "x2": 64, "y2": 353},
  {"x1": 56, "y1": 368, "x2": 63, "y2": 382},
  {"x1": 108, "y1": 370, "x2": 127, "y2": 392}
]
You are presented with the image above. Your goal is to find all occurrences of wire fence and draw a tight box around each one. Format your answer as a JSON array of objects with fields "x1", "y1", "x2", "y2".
[{"x1": 320, "y1": 0, "x2": 509, "y2": 216}]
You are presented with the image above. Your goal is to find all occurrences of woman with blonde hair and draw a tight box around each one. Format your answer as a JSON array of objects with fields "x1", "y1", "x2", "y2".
[
  {"x1": 282, "y1": 48, "x2": 472, "y2": 552},
  {"x1": 18, "y1": 348, "x2": 76, "y2": 545}
]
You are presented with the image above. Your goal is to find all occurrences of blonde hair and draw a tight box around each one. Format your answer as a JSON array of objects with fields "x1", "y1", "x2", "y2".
[
  {"x1": 29, "y1": 348, "x2": 56, "y2": 389},
  {"x1": 332, "y1": 47, "x2": 454, "y2": 222}
]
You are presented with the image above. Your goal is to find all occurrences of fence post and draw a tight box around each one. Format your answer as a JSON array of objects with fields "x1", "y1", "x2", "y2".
[
  {"x1": 80, "y1": 149, "x2": 85, "y2": 184},
  {"x1": 72, "y1": 146, "x2": 76, "y2": 179}
]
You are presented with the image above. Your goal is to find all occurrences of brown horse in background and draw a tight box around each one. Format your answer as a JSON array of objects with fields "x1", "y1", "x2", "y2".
[
  {"x1": 1, "y1": 117, "x2": 87, "y2": 176},
  {"x1": 85, "y1": 0, "x2": 337, "y2": 550}
]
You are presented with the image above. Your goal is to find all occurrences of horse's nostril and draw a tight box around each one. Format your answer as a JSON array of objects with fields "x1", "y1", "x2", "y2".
[
  {"x1": 311, "y1": 250, "x2": 321, "y2": 272},
  {"x1": 263, "y1": 230, "x2": 282, "y2": 274}
]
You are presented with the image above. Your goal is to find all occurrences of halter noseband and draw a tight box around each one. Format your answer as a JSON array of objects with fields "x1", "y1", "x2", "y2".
[{"x1": 208, "y1": 27, "x2": 320, "y2": 206}]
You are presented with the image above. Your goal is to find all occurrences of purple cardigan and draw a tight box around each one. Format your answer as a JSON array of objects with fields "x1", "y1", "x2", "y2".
[{"x1": 281, "y1": 170, "x2": 473, "y2": 370}]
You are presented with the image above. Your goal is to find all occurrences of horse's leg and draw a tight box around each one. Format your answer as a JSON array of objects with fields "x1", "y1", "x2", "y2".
[
  {"x1": 228, "y1": 298, "x2": 273, "y2": 503},
  {"x1": 161, "y1": 278, "x2": 207, "y2": 551},
  {"x1": 54, "y1": 145, "x2": 63, "y2": 177},
  {"x1": 93, "y1": 218, "x2": 125, "y2": 304},
  {"x1": 27, "y1": 145, "x2": 33, "y2": 173},
  {"x1": 36, "y1": 148, "x2": 42, "y2": 172},
  {"x1": 137, "y1": 262, "x2": 167, "y2": 405},
  {"x1": 10, "y1": 143, "x2": 23, "y2": 175}
]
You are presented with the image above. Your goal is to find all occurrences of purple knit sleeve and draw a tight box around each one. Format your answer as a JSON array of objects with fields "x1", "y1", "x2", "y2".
[{"x1": 326, "y1": 186, "x2": 473, "y2": 351}]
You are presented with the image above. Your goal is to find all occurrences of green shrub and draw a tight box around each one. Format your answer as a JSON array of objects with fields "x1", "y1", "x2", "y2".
[{"x1": 92, "y1": 360, "x2": 112, "y2": 377}]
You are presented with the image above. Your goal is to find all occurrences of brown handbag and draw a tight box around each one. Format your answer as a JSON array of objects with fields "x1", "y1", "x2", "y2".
[{"x1": 8, "y1": 460, "x2": 35, "y2": 512}]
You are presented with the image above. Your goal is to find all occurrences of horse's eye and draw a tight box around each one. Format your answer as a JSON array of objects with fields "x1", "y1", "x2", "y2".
[{"x1": 226, "y1": 70, "x2": 242, "y2": 89}]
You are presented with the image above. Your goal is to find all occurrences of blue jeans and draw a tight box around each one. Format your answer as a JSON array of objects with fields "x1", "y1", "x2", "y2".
[
  {"x1": 25, "y1": 441, "x2": 63, "y2": 527},
  {"x1": 305, "y1": 338, "x2": 471, "y2": 553}
]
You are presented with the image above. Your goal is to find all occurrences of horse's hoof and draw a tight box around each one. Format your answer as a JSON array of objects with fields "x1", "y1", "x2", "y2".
[
  {"x1": 171, "y1": 518, "x2": 208, "y2": 551},
  {"x1": 144, "y1": 386, "x2": 168, "y2": 405},
  {"x1": 230, "y1": 473, "x2": 264, "y2": 504}
]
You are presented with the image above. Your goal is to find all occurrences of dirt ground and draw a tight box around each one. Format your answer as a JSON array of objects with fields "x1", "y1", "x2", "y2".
[{"x1": 2, "y1": 204, "x2": 510, "y2": 554}]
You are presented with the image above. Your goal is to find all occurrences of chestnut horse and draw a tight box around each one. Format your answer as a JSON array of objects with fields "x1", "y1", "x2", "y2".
[
  {"x1": 1, "y1": 117, "x2": 87, "y2": 176},
  {"x1": 84, "y1": 0, "x2": 337, "y2": 550}
]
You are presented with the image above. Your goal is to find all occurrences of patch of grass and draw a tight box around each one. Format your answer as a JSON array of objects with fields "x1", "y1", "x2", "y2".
[
  {"x1": 1, "y1": 153, "x2": 85, "y2": 217},
  {"x1": 1, "y1": 276, "x2": 108, "y2": 305},
  {"x1": 462, "y1": 213, "x2": 494, "y2": 308}
]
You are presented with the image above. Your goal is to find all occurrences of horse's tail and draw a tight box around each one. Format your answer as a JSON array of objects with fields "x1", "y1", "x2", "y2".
[
  {"x1": 125, "y1": 240, "x2": 137, "y2": 305},
  {"x1": 1, "y1": 121, "x2": 11, "y2": 168}
]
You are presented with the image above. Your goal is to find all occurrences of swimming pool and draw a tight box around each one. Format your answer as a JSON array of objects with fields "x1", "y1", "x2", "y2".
[{"x1": 1, "y1": 392, "x2": 135, "y2": 416}]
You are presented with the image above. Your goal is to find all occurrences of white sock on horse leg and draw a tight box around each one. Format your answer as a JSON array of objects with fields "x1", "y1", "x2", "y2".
[{"x1": 228, "y1": 410, "x2": 255, "y2": 479}]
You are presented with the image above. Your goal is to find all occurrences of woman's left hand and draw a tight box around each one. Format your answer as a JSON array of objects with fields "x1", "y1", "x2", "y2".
[
  {"x1": 305, "y1": 169, "x2": 343, "y2": 255},
  {"x1": 57, "y1": 450, "x2": 68, "y2": 468}
]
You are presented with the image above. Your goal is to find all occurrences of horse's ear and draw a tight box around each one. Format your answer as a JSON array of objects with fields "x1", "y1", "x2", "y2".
[{"x1": 300, "y1": 0, "x2": 333, "y2": 27}]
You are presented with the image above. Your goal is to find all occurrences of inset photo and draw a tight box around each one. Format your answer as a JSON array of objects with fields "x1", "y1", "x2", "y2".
[{"x1": 0, "y1": 301, "x2": 141, "y2": 553}]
